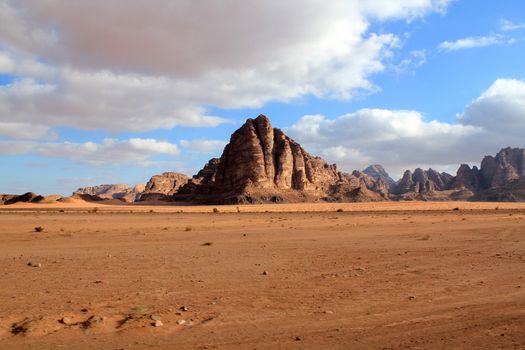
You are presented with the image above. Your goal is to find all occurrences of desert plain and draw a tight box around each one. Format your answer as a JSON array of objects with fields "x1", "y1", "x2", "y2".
[{"x1": 0, "y1": 201, "x2": 524, "y2": 349}]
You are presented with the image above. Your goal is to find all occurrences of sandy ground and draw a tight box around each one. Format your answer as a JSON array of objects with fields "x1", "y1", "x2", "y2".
[{"x1": 0, "y1": 202, "x2": 524, "y2": 349}]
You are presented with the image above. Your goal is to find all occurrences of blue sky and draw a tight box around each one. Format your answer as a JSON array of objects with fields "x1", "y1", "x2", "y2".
[{"x1": 1, "y1": 0, "x2": 525, "y2": 195}]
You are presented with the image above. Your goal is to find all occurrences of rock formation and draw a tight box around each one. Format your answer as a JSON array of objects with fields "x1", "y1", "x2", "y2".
[
  {"x1": 363, "y1": 165, "x2": 396, "y2": 190},
  {"x1": 393, "y1": 168, "x2": 453, "y2": 195},
  {"x1": 479, "y1": 147, "x2": 525, "y2": 188},
  {"x1": 136, "y1": 172, "x2": 189, "y2": 201},
  {"x1": 177, "y1": 115, "x2": 385, "y2": 203},
  {"x1": 73, "y1": 184, "x2": 145, "y2": 203},
  {"x1": 3, "y1": 192, "x2": 40, "y2": 205}
]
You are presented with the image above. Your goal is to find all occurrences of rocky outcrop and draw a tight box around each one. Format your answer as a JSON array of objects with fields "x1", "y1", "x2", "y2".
[
  {"x1": 178, "y1": 115, "x2": 382, "y2": 203},
  {"x1": 393, "y1": 168, "x2": 453, "y2": 195},
  {"x1": 73, "y1": 184, "x2": 145, "y2": 203},
  {"x1": 479, "y1": 147, "x2": 525, "y2": 189},
  {"x1": 213, "y1": 115, "x2": 340, "y2": 193},
  {"x1": 3, "y1": 192, "x2": 40, "y2": 205},
  {"x1": 136, "y1": 172, "x2": 188, "y2": 201},
  {"x1": 447, "y1": 164, "x2": 482, "y2": 190},
  {"x1": 363, "y1": 165, "x2": 396, "y2": 190}
]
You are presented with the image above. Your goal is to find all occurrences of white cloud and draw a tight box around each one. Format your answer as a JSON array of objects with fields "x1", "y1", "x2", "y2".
[
  {"x1": 287, "y1": 79, "x2": 525, "y2": 178},
  {"x1": 0, "y1": 138, "x2": 180, "y2": 165},
  {"x1": 0, "y1": 121, "x2": 56, "y2": 140},
  {"x1": 438, "y1": 35, "x2": 502, "y2": 51},
  {"x1": 458, "y1": 78, "x2": 525, "y2": 134},
  {"x1": 500, "y1": 19, "x2": 525, "y2": 31},
  {"x1": 0, "y1": 0, "x2": 451, "y2": 134},
  {"x1": 180, "y1": 139, "x2": 227, "y2": 154}
]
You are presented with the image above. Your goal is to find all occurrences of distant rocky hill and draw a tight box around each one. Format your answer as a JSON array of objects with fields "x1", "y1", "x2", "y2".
[
  {"x1": 73, "y1": 183, "x2": 145, "y2": 203},
  {"x1": 11, "y1": 116, "x2": 524, "y2": 205},
  {"x1": 176, "y1": 115, "x2": 383, "y2": 203},
  {"x1": 136, "y1": 172, "x2": 189, "y2": 201},
  {"x1": 363, "y1": 164, "x2": 396, "y2": 190}
]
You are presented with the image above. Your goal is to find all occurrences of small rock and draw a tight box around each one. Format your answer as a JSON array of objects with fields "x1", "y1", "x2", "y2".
[
  {"x1": 324, "y1": 310, "x2": 334, "y2": 314},
  {"x1": 408, "y1": 295, "x2": 416, "y2": 300},
  {"x1": 295, "y1": 336, "x2": 302, "y2": 341},
  {"x1": 60, "y1": 316, "x2": 73, "y2": 325},
  {"x1": 153, "y1": 320, "x2": 163, "y2": 327},
  {"x1": 176, "y1": 319, "x2": 186, "y2": 325},
  {"x1": 27, "y1": 262, "x2": 42, "y2": 268},
  {"x1": 262, "y1": 271, "x2": 269, "y2": 275},
  {"x1": 180, "y1": 306, "x2": 189, "y2": 312},
  {"x1": 150, "y1": 314, "x2": 161, "y2": 321}
]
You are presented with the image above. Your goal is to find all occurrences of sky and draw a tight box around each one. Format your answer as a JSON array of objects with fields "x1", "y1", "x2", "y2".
[{"x1": 1, "y1": 0, "x2": 525, "y2": 195}]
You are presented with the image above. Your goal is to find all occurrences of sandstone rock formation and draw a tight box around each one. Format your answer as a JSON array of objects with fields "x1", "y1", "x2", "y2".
[
  {"x1": 3, "y1": 192, "x2": 40, "y2": 205},
  {"x1": 363, "y1": 165, "x2": 396, "y2": 190},
  {"x1": 178, "y1": 115, "x2": 385, "y2": 203},
  {"x1": 393, "y1": 168, "x2": 453, "y2": 195},
  {"x1": 136, "y1": 172, "x2": 188, "y2": 201},
  {"x1": 73, "y1": 184, "x2": 145, "y2": 203},
  {"x1": 479, "y1": 147, "x2": 525, "y2": 188}
]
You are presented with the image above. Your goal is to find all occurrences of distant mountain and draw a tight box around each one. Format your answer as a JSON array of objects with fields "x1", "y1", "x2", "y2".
[
  {"x1": 363, "y1": 164, "x2": 396, "y2": 190},
  {"x1": 393, "y1": 168, "x2": 453, "y2": 195},
  {"x1": 73, "y1": 183, "x2": 145, "y2": 203},
  {"x1": 7, "y1": 116, "x2": 525, "y2": 205},
  {"x1": 176, "y1": 115, "x2": 383, "y2": 203}
]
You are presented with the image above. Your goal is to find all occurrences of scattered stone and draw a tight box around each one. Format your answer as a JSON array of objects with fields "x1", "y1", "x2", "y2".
[
  {"x1": 408, "y1": 295, "x2": 416, "y2": 300},
  {"x1": 324, "y1": 310, "x2": 334, "y2": 314},
  {"x1": 180, "y1": 306, "x2": 189, "y2": 312},
  {"x1": 153, "y1": 320, "x2": 163, "y2": 327},
  {"x1": 295, "y1": 336, "x2": 302, "y2": 341},
  {"x1": 262, "y1": 271, "x2": 269, "y2": 275},
  {"x1": 60, "y1": 316, "x2": 73, "y2": 325},
  {"x1": 27, "y1": 262, "x2": 42, "y2": 268},
  {"x1": 176, "y1": 319, "x2": 186, "y2": 325},
  {"x1": 150, "y1": 314, "x2": 161, "y2": 321},
  {"x1": 34, "y1": 226, "x2": 44, "y2": 232}
]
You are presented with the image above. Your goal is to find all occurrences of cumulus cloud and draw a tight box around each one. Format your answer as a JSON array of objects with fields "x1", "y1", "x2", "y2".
[
  {"x1": 438, "y1": 35, "x2": 502, "y2": 51},
  {"x1": 0, "y1": 138, "x2": 180, "y2": 165},
  {"x1": 0, "y1": 121, "x2": 56, "y2": 140},
  {"x1": 287, "y1": 79, "x2": 525, "y2": 178},
  {"x1": 459, "y1": 78, "x2": 525, "y2": 134},
  {"x1": 0, "y1": 0, "x2": 450, "y2": 134},
  {"x1": 180, "y1": 139, "x2": 227, "y2": 154}
]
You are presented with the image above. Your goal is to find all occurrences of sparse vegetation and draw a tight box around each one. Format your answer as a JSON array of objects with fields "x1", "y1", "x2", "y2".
[
  {"x1": 336, "y1": 208, "x2": 344, "y2": 212},
  {"x1": 453, "y1": 207, "x2": 460, "y2": 211},
  {"x1": 90, "y1": 207, "x2": 99, "y2": 213},
  {"x1": 213, "y1": 207, "x2": 220, "y2": 213}
]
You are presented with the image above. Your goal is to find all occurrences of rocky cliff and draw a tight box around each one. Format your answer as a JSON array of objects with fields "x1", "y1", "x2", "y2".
[
  {"x1": 178, "y1": 115, "x2": 384, "y2": 203},
  {"x1": 136, "y1": 172, "x2": 189, "y2": 201},
  {"x1": 73, "y1": 184, "x2": 145, "y2": 203},
  {"x1": 363, "y1": 165, "x2": 396, "y2": 190},
  {"x1": 393, "y1": 168, "x2": 453, "y2": 195}
]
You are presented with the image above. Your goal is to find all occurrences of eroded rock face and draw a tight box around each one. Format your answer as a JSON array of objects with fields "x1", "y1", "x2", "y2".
[
  {"x1": 212, "y1": 115, "x2": 341, "y2": 197},
  {"x1": 3, "y1": 192, "x2": 39, "y2": 205},
  {"x1": 182, "y1": 115, "x2": 376, "y2": 203},
  {"x1": 136, "y1": 172, "x2": 188, "y2": 201},
  {"x1": 73, "y1": 184, "x2": 144, "y2": 203},
  {"x1": 448, "y1": 164, "x2": 482, "y2": 190},
  {"x1": 393, "y1": 168, "x2": 453, "y2": 194},
  {"x1": 480, "y1": 147, "x2": 525, "y2": 188},
  {"x1": 363, "y1": 165, "x2": 396, "y2": 190}
]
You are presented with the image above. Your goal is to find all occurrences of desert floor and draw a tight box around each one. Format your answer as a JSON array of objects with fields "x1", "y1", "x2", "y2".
[{"x1": 0, "y1": 202, "x2": 524, "y2": 349}]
